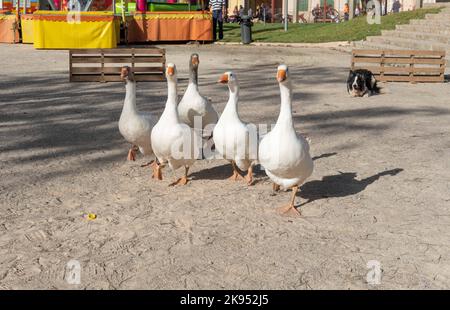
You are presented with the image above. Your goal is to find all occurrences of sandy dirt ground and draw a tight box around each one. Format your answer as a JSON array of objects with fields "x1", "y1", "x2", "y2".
[{"x1": 0, "y1": 43, "x2": 449, "y2": 290}]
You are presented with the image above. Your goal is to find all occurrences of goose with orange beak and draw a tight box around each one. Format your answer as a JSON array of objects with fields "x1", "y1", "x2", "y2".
[
  {"x1": 178, "y1": 54, "x2": 218, "y2": 134},
  {"x1": 258, "y1": 65, "x2": 314, "y2": 216},
  {"x1": 213, "y1": 71, "x2": 257, "y2": 185},
  {"x1": 150, "y1": 63, "x2": 201, "y2": 186},
  {"x1": 118, "y1": 66, "x2": 156, "y2": 163}
]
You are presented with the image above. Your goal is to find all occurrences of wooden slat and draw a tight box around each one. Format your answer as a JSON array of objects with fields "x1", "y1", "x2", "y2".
[
  {"x1": 353, "y1": 49, "x2": 444, "y2": 57},
  {"x1": 71, "y1": 66, "x2": 164, "y2": 74},
  {"x1": 352, "y1": 49, "x2": 383, "y2": 55},
  {"x1": 71, "y1": 55, "x2": 165, "y2": 63},
  {"x1": 70, "y1": 75, "x2": 165, "y2": 82},
  {"x1": 353, "y1": 66, "x2": 444, "y2": 74},
  {"x1": 135, "y1": 75, "x2": 166, "y2": 82},
  {"x1": 70, "y1": 48, "x2": 165, "y2": 55},
  {"x1": 374, "y1": 75, "x2": 444, "y2": 82},
  {"x1": 353, "y1": 57, "x2": 445, "y2": 65},
  {"x1": 352, "y1": 57, "x2": 383, "y2": 63}
]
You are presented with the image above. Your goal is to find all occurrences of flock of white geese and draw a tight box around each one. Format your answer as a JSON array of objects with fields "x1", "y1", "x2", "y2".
[{"x1": 118, "y1": 54, "x2": 313, "y2": 217}]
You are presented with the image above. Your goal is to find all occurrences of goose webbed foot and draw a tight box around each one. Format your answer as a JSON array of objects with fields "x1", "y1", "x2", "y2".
[
  {"x1": 151, "y1": 161, "x2": 163, "y2": 180},
  {"x1": 276, "y1": 186, "x2": 301, "y2": 217},
  {"x1": 227, "y1": 161, "x2": 245, "y2": 181},
  {"x1": 127, "y1": 145, "x2": 138, "y2": 161},
  {"x1": 169, "y1": 166, "x2": 190, "y2": 186}
]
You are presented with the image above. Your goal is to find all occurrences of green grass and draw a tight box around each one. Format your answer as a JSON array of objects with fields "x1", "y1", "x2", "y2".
[{"x1": 222, "y1": 7, "x2": 442, "y2": 43}]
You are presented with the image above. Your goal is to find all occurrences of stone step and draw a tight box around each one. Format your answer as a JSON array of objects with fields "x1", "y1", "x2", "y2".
[
  {"x1": 424, "y1": 2, "x2": 450, "y2": 8},
  {"x1": 410, "y1": 19, "x2": 450, "y2": 26},
  {"x1": 353, "y1": 40, "x2": 409, "y2": 51},
  {"x1": 382, "y1": 30, "x2": 450, "y2": 44},
  {"x1": 396, "y1": 24, "x2": 450, "y2": 35},
  {"x1": 425, "y1": 12, "x2": 450, "y2": 20},
  {"x1": 367, "y1": 35, "x2": 450, "y2": 52}
]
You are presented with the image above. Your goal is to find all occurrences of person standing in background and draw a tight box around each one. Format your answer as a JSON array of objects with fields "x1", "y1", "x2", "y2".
[
  {"x1": 209, "y1": 0, "x2": 226, "y2": 41},
  {"x1": 344, "y1": 2, "x2": 349, "y2": 21},
  {"x1": 392, "y1": 0, "x2": 401, "y2": 13}
]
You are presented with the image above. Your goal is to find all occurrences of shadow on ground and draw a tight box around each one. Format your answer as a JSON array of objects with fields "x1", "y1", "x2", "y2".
[{"x1": 298, "y1": 168, "x2": 404, "y2": 205}]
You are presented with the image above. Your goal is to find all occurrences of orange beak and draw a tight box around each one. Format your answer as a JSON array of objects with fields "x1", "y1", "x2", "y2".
[
  {"x1": 218, "y1": 73, "x2": 228, "y2": 84},
  {"x1": 167, "y1": 66, "x2": 174, "y2": 76},
  {"x1": 277, "y1": 69, "x2": 286, "y2": 82},
  {"x1": 191, "y1": 56, "x2": 199, "y2": 66}
]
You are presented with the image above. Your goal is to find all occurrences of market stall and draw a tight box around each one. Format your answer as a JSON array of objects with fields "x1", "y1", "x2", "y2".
[
  {"x1": 0, "y1": 10, "x2": 19, "y2": 43},
  {"x1": 128, "y1": 10, "x2": 212, "y2": 42},
  {"x1": 0, "y1": 0, "x2": 213, "y2": 47}
]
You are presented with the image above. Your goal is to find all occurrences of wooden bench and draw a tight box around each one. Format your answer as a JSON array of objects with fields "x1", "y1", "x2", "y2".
[
  {"x1": 351, "y1": 49, "x2": 446, "y2": 83},
  {"x1": 69, "y1": 48, "x2": 165, "y2": 82}
]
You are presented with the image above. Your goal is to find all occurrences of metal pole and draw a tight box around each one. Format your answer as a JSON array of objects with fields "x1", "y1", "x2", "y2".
[
  {"x1": 283, "y1": 0, "x2": 287, "y2": 31},
  {"x1": 263, "y1": 7, "x2": 266, "y2": 25}
]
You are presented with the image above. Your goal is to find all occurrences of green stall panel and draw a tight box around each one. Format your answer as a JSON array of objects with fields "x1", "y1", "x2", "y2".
[{"x1": 148, "y1": 3, "x2": 201, "y2": 12}]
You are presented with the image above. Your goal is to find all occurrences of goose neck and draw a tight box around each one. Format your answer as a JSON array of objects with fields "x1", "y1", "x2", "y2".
[
  {"x1": 275, "y1": 81, "x2": 294, "y2": 130},
  {"x1": 189, "y1": 66, "x2": 198, "y2": 86},
  {"x1": 122, "y1": 80, "x2": 137, "y2": 114},
  {"x1": 162, "y1": 78, "x2": 179, "y2": 119},
  {"x1": 223, "y1": 84, "x2": 239, "y2": 116}
]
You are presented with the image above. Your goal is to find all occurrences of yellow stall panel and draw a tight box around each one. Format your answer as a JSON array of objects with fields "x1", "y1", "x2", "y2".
[
  {"x1": 21, "y1": 15, "x2": 34, "y2": 44},
  {"x1": 32, "y1": 11, "x2": 119, "y2": 49}
]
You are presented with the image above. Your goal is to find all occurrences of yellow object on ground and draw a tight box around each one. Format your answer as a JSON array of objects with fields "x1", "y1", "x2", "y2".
[
  {"x1": 31, "y1": 11, "x2": 119, "y2": 49},
  {"x1": 85, "y1": 213, "x2": 97, "y2": 220}
]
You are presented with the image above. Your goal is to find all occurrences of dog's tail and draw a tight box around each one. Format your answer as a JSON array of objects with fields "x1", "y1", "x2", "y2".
[
  {"x1": 371, "y1": 75, "x2": 382, "y2": 94},
  {"x1": 373, "y1": 82, "x2": 381, "y2": 94}
]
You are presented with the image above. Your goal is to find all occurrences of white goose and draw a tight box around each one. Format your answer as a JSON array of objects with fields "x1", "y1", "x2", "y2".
[
  {"x1": 178, "y1": 53, "x2": 218, "y2": 133},
  {"x1": 150, "y1": 63, "x2": 201, "y2": 186},
  {"x1": 213, "y1": 71, "x2": 257, "y2": 185},
  {"x1": 258, "y1": 65, "x2": 314, "y2": 216},
  {"x1": 118, "y1": 66, "x2": 156, "y2": 163}
]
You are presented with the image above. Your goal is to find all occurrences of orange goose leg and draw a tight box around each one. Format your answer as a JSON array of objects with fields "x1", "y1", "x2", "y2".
[
  {"x1": 276, "y1": 186, "x2": 301, "y2": 217},
  {"x1": 127, "y1": 145, "x2": 138, "y2": 161},
  {"x1": 169, "y1": 166, "x2": 190, "y2": 186},
  {"x1": 227, "y1": 161, "x2": 245, "y2": 181}
]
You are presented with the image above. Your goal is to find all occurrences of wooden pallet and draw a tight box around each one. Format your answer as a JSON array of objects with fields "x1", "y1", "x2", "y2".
[
  {"x1": 351, "y1": 49, "x2": 446, "y2": 83},
  {"x1": 69, "y1": 48, "x2": 166, "y2": 82}
]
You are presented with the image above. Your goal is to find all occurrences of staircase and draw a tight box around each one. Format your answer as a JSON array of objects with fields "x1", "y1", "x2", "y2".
[{"x1": 354, "y1": 4, "x2": 450, "y2": 66}]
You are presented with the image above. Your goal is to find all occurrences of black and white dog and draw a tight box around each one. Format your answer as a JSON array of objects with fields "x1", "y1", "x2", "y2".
[{"x1": 347, "y1": 69, "x2": 380, "y2": 97}]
